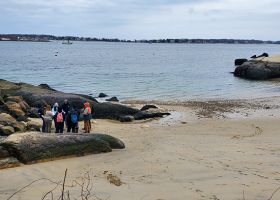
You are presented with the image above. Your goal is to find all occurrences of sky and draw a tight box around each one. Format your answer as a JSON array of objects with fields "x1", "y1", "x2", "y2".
[{"x1": 0, "y1": 0, "x2": 279, "y2": 40}]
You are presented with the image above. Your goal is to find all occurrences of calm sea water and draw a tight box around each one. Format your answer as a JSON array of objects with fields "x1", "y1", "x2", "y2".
[{"x1": 1, "y1": 41, "x2": 280, "y2": 101}]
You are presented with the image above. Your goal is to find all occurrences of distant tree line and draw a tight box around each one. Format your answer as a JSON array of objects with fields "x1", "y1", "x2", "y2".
[{"x1": 0, "y1": 34, "x2": 279, "y2": 44}]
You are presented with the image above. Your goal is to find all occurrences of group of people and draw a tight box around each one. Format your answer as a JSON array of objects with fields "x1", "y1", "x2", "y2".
[{"x1": 38, "y1": 99, "x2": 92, "y2": 134}]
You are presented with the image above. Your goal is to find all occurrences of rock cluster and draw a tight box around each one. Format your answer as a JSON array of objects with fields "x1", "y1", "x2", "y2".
[
  {"x1": 234, "y1": 54, "x2": 280, "y2": 80},
  {"x1": 0, "y1": 79, "x2": 170, "y2": 121}
]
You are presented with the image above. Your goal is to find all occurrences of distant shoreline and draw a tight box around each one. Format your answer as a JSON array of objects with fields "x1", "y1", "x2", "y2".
[{"x1": 0, "y1": 34, "x2": 279, "y2": 44}]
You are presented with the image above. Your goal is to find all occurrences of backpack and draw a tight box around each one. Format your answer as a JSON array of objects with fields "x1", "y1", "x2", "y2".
[
  {"x1": 57, "y1": 113, "x2": 63, "y2": 123},
  {"x1": 71, "y1": 113, "x2": 78, "y2": 123}
]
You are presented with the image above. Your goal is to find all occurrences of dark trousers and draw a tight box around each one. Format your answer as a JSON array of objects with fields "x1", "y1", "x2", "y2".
[
  {"x1": 55, "y1": 122, "x2": 64, "y2": 133},
  {"x1": 67, "y1": 123, "x2": 78, "y2": 133},
  {"x1": 41, "y1": 118, "x2": 46, "y2": 132}
]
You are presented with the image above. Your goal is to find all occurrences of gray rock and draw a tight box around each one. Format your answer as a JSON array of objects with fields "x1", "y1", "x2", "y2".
[
  {"x1": 1, "y1": 132, "x2": 125, "y2": 163},
  {"x1": 26, "y1": 120, "x2": 41, "y2": 131},
  {"x1": 234, "y1": 58, "x2": 248, "y2": 66},
  {"x1": 0, "y1": 146, "x2": 10, "y2": 158},
  {"x1": 234, "y1": 60, "x2": 280, "y2": 80},
  {"x1": 4, "y1": 101, "x2": 26, "y2": 118},
  {"x1": 12, "y1": 122, "x2": 26, "y2": 132},
  {"x1": 119, "y1": 115, "x2": 134, "y2": 122},
  {"x1": 140, "y1": 105, "x2": 158, "y2": 111},
  {"x1": 106, "y1": 97, "x2": 119, "y2": 102},
  {"x1": 0, "y1": 125, "x2": 15, "y2": 136},
  {"x1": 0, "y1": 113, "x2": 26, "y2": 133},
  {"x1": 98, "y1": 93, "x2": 108, "y2": 98},
  {"x1": 0, "y1": 113, "x2": 17, "y2": 126}
]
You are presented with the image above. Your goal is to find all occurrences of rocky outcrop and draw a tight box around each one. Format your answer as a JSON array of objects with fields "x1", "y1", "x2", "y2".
[
  {"x1": 1, "y1": 132, "x2": 125, "y2": 164},
  {"x1": 0, "y1": 79, "x2": 169, "y2": 121},
  {"x1": 234, "y1": 60, "x2": 280, "y2": 80},
  {"x1": 233, "y1": 54, "x2": 280, "y2": 80}
]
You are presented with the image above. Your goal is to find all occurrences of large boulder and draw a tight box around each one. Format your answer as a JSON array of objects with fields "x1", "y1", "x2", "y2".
[
  {"x1": 1, "y1": 132, "x2": 125, "y2": 163},
  {"x1": 0, "y1": 80, "x2": 97, "y2": 108},
  {"x1": 93, "y1": 103, "x2": 139, "y2": 119},
  {"x1": 234, "y1": 54, "x2": 280, "y2": 80},
  {"x1": 234, "y1": 60, "x2": 280, "y2": 80}
]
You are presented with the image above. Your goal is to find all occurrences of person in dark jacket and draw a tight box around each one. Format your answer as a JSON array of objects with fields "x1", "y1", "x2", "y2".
[
  {"x1": 62, "y1": 99, "x2": 70, "y2": 128},
  {"x1": 38, "y1": 105, "x2": 46, "y2": 132},
  {"x1": 67, "y1": 107, "x2": 80, "y2": 133},
  {"x1": 54, "y1": 107, "x2": 64, "y2": 133}
]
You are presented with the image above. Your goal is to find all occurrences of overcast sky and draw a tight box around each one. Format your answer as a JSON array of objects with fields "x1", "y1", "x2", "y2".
[{"x1": 0, "y1": 0, "x2": 279, "y2": 40}]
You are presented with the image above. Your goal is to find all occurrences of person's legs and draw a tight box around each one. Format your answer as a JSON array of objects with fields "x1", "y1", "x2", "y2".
[
  {"x1": 54, "y1": 120, "x2": 58, "y2": 133},
  {"x1": 84, "y1": 120, "x2": 87, "y2": 133},
  {"x1": 86, "y1": 121, "x2": 90, "y2": 133},
  {"x1": 67, "y1": 124, "x2": 71, "y2": 132},
  {"x1": 74, "y1": 123, "x2": 79, "y2": 133},
  {"x1": 45, "y1": 120, "x2": 51, "y2": 133},
  {"x1": 88, "y1": 120, "x2": 91, "y2": 133},
  {"x1": 42, "y1": 119, "x2": 46, "y2": 132},
  {"x1": 59, "y1": 122, "x2": 64, "y2": 133}
]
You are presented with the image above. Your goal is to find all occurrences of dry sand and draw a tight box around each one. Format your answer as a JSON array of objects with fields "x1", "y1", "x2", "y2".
[
  {"x1": 1, "y1": 98, "x2": 280, "y2": 200},
  {"x1": 255, "y1": 54, "x2": 280, "y2": 63}
]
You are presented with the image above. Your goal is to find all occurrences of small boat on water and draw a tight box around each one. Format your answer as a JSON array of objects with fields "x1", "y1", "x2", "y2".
[{"x1": 62, "y1": 39, "x2": 73, "y2": 45}]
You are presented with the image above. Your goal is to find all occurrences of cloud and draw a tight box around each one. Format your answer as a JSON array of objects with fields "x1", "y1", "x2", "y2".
[{"x1": 0, "y1": 0, "x2": 279, "y2": 40}]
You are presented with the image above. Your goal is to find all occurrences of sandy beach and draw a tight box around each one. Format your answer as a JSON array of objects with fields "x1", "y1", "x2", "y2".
[{"x1": 1, "y1": 97, "x2": 280, "y2": 200}]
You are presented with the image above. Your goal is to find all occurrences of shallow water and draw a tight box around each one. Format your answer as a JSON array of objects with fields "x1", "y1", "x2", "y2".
[{"x1": 1, "y1": 41, "x2": 280, "y2": 101}]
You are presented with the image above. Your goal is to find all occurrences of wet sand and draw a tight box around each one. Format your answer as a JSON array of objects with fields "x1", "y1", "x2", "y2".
[{"x1": 1, "y1": 98, "x2": 280, "y2": 200}]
